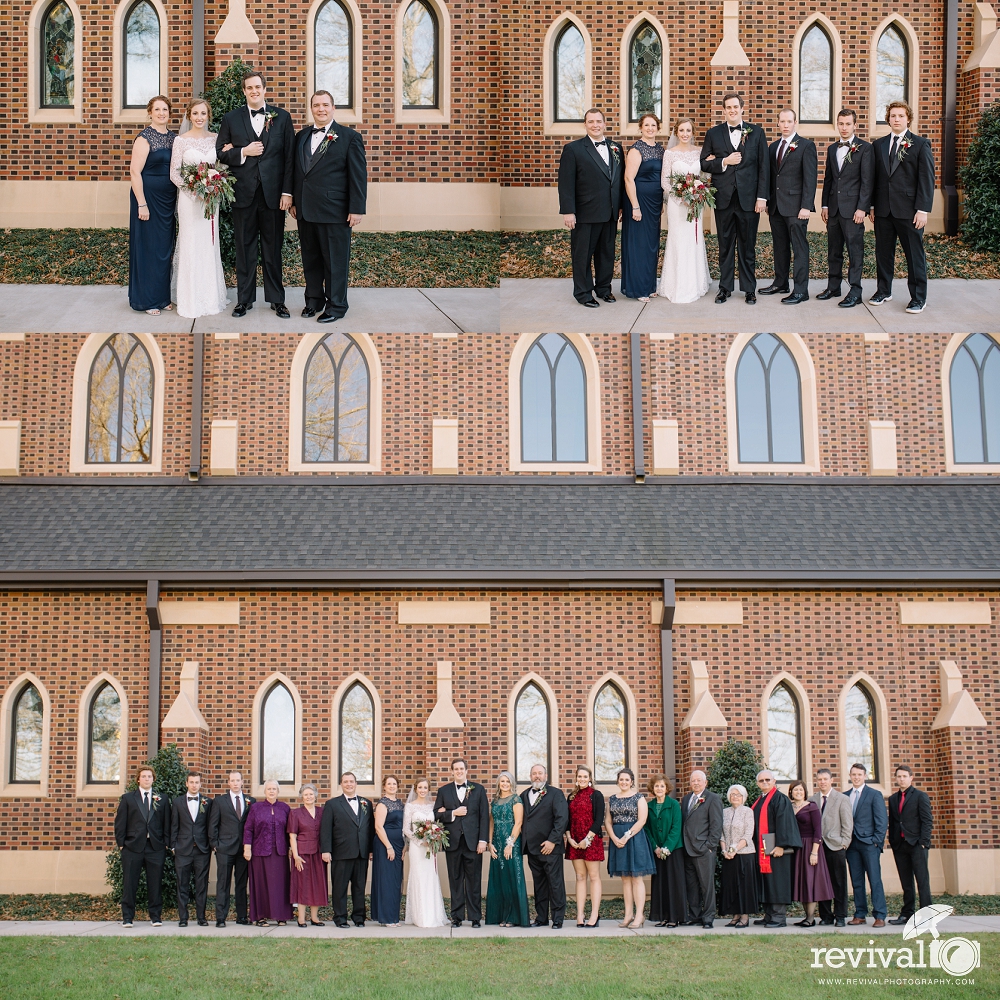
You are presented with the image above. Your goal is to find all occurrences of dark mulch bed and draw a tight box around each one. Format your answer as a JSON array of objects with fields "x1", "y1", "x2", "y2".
[
  {"x1": 3, "y1": 892, "x2": 999, "y2": 921},
  {"x1": 0, "y1": 229, "x2": 499, "y2": 288},
  {"x1": 501, "y1": 230, "x2": 1000, "y2": 281}
]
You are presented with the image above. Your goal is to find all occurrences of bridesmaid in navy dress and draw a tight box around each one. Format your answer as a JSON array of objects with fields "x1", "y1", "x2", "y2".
[
  {"x1": 371, "y1": 775, "x2": 405, "y2": 925},
  {"x1": 128, "y1": 95, "x2": 176, "y2": 314},
  {"x1": 620, "y1": 113, "x2": 665, "y2": 301}
]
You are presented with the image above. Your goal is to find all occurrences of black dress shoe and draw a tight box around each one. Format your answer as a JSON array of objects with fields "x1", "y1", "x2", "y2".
[
  {"x1": 472, "y1": 921, "x2": 481, "y2": 928},
  {"x1": 839, "y1": 294, "x2": 862, "y2": 307},
  {"x1": 702, "y1": 922, "x2": 714, "y2": 929},
  {"x1": 216, "y1": 920, "x2": 227, "y2": 928},
  {"x1": 753, "y1": 918, "x2": 768, "y2": 926},
  {"x1": 451, "y1": 919, "x2": 463, "y2": 927},
  {"x1": 236, "y1": 918, "x2": 250, "y2": 925},
  {"x1": 759, "y1": 284, "x2": 789, "y2": 295},
  {"x1": 820, "y1": 917, "x2": 835, "y2": 925},
  {"x1": 816, "y1": 288, "x2": 840, "y2": 300},
  {"x1": 178, "y1": 920, "x2": 188, "y2": 927},
  {"x1": 581, "y1": 298, "x2": 599, "y2": 308},
  {"x1": 888, "y1": 916, "x2": 909, "y2": 925},
  {"x1": 317, "y1": 310, "x2": 345, "y2": 323},
  {"x1": 781, "y1": 292, "x2": 809, "y2": 304},
  {"x1": 301, "y1": 307, "x2": 317, "y2": 318},
  {"x1": 835, "y1": 918, "x2": 846, "y2": 927},
  {"x1": 764, "y1": 920, "x2": 787, "y2": 928},
  {"x1": 551, "y1": 922, "x2": 563, "y2": 929},
  {"x1": 600, "y1": 293, "x2": 616, "y2": 303},
  {"x1": 197, "y1": 919, "x2": 209, "y2": 926},
  {"x1": 745, "y1": 292, "x2": 757, "y2": 304},
  {"x1": 271, "y1": 302, "x2": 290, "y2": 319},
  {"x1": 532, "y1": 919, "x2": 549, "y2": 927},
  {"x1": 232, "y1": 303, "x2": 252, "y2": 317},
  {"x1": 715, "y1": 289, "x2": 730, "y2": 303},
  {"x1": 335, "y1": 921, "x2": 349, "y2": 928}
]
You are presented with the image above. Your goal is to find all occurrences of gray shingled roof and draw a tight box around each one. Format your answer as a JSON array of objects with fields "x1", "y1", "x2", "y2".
[{"x1": 0, "y1": 481, "x2": 998, "y2": 582}]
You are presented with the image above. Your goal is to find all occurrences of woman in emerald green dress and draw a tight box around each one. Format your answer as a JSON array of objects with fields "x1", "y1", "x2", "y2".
[
  {"x1": 645, "y1": 773, "x2": 687, "y2": 926},
  {"x1": 485, "y1": 770, "x2": 530, "y2": 927}
]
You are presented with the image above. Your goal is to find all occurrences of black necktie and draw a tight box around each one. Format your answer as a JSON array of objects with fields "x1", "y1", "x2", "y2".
[
  {"x1": 821, "y1": 795, "x2": 827, "y2": 814},
  {"x1": 889, "y1": 135, "x2": 900, "y2": 172},
  {"x1": 777, "y1": 140, "x2": 788, "y2": 167},
  {"x1": 143, "y1": 792, "x2": 150, "y2": 815}
]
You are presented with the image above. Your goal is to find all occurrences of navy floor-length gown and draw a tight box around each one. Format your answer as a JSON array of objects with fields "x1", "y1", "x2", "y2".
[
  {"x1": 128, "y1": 126, "x2": 177, "y2": 311},
  {"x1": 620, "y1": 139, "x2": 665, "y2": 299},
  {"x1": 370, "y1": 797, "x2": 405, "y2": 923}
]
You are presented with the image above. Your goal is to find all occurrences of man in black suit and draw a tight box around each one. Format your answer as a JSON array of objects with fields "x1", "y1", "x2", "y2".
[
  {"x1": 762, "y1": 109, "x2": 817, "y2": 304},
  {"x1": 520, "y1": 764, "x2": 570, "y2": 928},
  {"x1": 207, "y1": 770, "x2": 254, "y2": 927},
  {"x1": 290, "y1": 90, "x2": 368, "y2": 322},
  {"x1": 700, "y1": 91, "x2": 770, "y2": 303},
  {"x1": 887, "y1": 764, "x2": 933, "y2": 924},
  {"x1": 170, "y1": 770, "x2": 213, "y2": 927},
  {"x1": 557, "y1": 109, "x2": 626, "y2": 307},
  {"x1": 819, "y1": 108, "x2": 875, "y2": 307},
  {"x1": 868, "y1": 100, "x2": 935, "y2": 313},
  {"x1": 114, "y1": 765, "x2": 171, "y2": 928},
  {"x1": 434, "y1": 758, "x2": 490, "y2": 926},
  {"x1": 680, "y1": 770, "x2": 724, "y2": 927},
  {"x1": 320, "y1": 771, "x2": 374, "y2": 927},
  {"x1": 216, "y1": 69, "x2": 295, "y2": 319}
]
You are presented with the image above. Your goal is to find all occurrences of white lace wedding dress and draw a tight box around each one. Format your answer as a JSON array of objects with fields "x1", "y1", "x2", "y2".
[
  {"x1": 403, "y1": 799, "x2": 449, "y2": 927},
  {"x1": 657, "y1": 147, "x2": 712, "y2": 303},
  {"x1": 169, "y1": 134, "x2": 230, "y2": 319}
]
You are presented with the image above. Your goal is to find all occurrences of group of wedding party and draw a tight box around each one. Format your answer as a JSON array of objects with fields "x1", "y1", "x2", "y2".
[
  {"x1": 558, "y1": 93, "x2": 936, "y2": 313},
  {"x1": 115, "y1": 757, "x2": 934, "y2": 934},
  {"x1": 127, "y1": 69, "x2": 367, "y2": 321}
]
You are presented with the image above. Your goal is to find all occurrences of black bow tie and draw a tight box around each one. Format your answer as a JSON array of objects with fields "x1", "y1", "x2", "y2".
[
  {"x1": 347, "y1": 796, "x2": 358, "y2": 802},
  {"x1": 839, "y1": 140, "x2": 853, "y2": 147},
  {"x1": 456, "y1": 783, "x2": 467, "y2": 789},
  {"x1": 592, "y1": 139, "x2": 607, "y2": 146},
  {"x1": 188, "y1": 796, "x2": 198, "y2": 801},
  {"x1": 729, "y1": 125, "x2": 743, "y2": 133},
  {"x1": 312, "y1": 126, "x2": 326, "y2": 134},
  {"x1": 250, "y1": 107, "x2": 266, "y2": 117}
]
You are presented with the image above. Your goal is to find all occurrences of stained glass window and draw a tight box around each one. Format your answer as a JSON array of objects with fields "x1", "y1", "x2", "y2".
[
  {"x1": 42, "y1": 1, "x2": 75, "y2": 107},
  {"x1": 629, "y1": 23, "x2": 662, "y2": 122}
]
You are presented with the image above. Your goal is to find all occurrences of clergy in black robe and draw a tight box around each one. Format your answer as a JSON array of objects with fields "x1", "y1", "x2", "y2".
[{"x1": 751, "y1": 771, "x2": 802, "y2": 927}]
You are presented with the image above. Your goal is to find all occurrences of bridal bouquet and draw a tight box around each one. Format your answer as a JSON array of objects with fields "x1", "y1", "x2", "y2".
[
  {"x1": 180, "y1": 160, "x2": 236, "y2": 223},
  {"x1": 670, "y1": 171, "x2": 717, "y2": 223},
  {"x1": 412, "y1": 819, "x2": 449, "y2": 859}
]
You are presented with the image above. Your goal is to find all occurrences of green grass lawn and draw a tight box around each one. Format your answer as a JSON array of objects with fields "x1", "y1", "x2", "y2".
[{"x1": 1, "y1": 935, "x2": 997, "y2": 999}]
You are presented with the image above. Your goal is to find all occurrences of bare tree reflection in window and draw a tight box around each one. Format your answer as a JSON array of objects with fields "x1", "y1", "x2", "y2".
[
  {"x1": 315, "y1": 0, "x2": 352, "y2": 106},
  {"x1": 735, "y1": 333, "x2": 803, "y2": 463},
  {"x1": 844, "y1": 684, "x2": 877, "y2": 781},
  {"x1": 88, "y1": 683, "x2": 121, "y2": 783},
  {"x1": 402, "y1": 0, "x2": 437, "y2": 108},
  {"x1": 876, "y1": 25, "x2": 908, "y2": 116},
  {"x1": 629, "y1": 23, "x2": 662, "y2": 121},
  {"x1": 767, "y1": 683, "x2": 800, "y2": 781},
  {"x1": 340, "y1": 683, "x2": 374, "y2": 782},
  {"x1": 554, "y1": 23, "x2": 586, "y2": 122},
  {"x1": 304, "y1": 333, "x2": 370, "y2": 462},
  {"x1": 87, "y1": 334, "x2": 154, "y2": 463},
  {"x1": 11, "y1": 684, "x2": 43, "y2": 783},
  {"x1": 515, "y1": 683, "x2": 549, "y2": 783},
  {"x1": 799, "y1": 24, "x2": 832, "y2": 123},
  {"x1": 950, "y1": 333, "x2": 1000, "y2": 463},
  {"x1": 593, "y1": 682, "x2": 627, "y2": 782},
  {"x1": 124, "y1": 0, "x2": 160, "y2": 108},
  {"x1": 261, "y1": 683, "x2": 295, "y2": 785}
]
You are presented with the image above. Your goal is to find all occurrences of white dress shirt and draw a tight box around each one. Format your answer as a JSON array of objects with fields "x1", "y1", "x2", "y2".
[
  {"x1": 777, "y1": 132, "x2": 798, "y2": 164},
  {"x1": 592, "y1": 138, "x2": 610, "y2": 166},
  {"x1": 455, "y1": 782, "x2": 467, "y2": 802},
  {"x1": 528, "y1": 788, "x2": 543, "y2": 806},
  {"x1": 837, "y1": 135, "x2": 855, "y2": 170},
  {"x1": 187, "y1": 795, "x2": 199, "y2": 821},
  {"x1": 310, "y1": 123, "x2": 332, "y2": 155},
  {"x1": 346, "y1": 795, "x2": 360, "y2": 814}
]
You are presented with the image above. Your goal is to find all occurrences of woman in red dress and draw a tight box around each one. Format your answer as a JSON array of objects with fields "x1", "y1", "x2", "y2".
[{"x1": 565, "y1": 765, "x2": 605, "y2": 927}]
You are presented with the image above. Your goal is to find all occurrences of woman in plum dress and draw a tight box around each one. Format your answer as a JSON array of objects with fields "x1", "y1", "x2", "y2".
[
  {"x1": 565, "y1": 765, "x2": 605, "y2": 926},
  {"x1": 789, "y1": 779, "x2": 834, "y2": 927},
  {"x1": 288, "y1": 783, "x2": 327, "y2": 926},
  {"x1": 620, "y1": 113, "x2": 665, "y2": 301},
  {"x1": 243, "y1": 780, "x2": 292, "y2": 926}
]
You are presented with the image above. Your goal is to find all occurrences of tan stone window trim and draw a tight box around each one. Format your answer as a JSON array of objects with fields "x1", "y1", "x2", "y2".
[{"x1": 0, "y1": 673, "x2": 51, "y2": 798}]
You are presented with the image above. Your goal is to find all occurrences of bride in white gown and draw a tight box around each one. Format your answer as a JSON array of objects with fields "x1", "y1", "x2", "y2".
[
  {"x1": 657, "y1": 118, "x2": 712, "y2": 303},
  {"x1": 169, "y1": 98, "x2": 229, "y2": 319},
  {"x1": 403, "y1": 777, "x2": 449, "y2": 927}
]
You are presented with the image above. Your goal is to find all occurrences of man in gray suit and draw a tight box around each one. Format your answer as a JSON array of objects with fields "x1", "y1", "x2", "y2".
[
  {"x1": 681, "y1": 770, "x2": 724, "y2": 927},
  {"x1": 810, "y1": 768, "x2": 853, "y2": 927}
]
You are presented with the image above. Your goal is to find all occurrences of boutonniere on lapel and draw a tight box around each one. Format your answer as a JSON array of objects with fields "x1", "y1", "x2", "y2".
[
  {"x1": 786, "y1": 140, "x2": 799, "y2": 153},
  {"x1": 321, "y1": 130, "x2": 338, "y2": 147},
  {"x1": 263, "y1": 109, "x2": 279, "y2": 132},
  {"x1": 739, "y1": 124, "x2": 753, "y2": 147},
  {"x1": 844, "y1": 139, "x2": 862, "y2": 164},
  {"x1": 198, "y1": 797, "x2": 209, "y2": 817},
  {"x1": 150, "y1": 793, "x2": 163, "y2": 810},
  {"x1": 609, "y1": 142, "x2": 621, "y2": 166},
  {"x1": 691, "y1": 795, "x2": 705, "y2": 810},
  {"x1": 896, "y1": 134, "x2": 914, "y2": 162}
]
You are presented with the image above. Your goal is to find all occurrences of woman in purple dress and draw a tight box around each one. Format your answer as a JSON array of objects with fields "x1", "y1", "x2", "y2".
[
  {"x1": 243, "y1": 780, "x2": 293, "y2": 926},
  {"x1": 288, "y1": 783, "x2": 327, "y2": 927},
  {"x1": 788, "y1": 780, "x2": 834, "y2": 926}
]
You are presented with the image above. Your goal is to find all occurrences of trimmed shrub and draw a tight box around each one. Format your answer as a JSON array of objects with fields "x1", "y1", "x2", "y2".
[
  {"x1": 961, "y1": 101, "x2": 1000, "y2": 252},
  {"x1": 707, "y1": 739, "x2": 763, "y2": 806}
]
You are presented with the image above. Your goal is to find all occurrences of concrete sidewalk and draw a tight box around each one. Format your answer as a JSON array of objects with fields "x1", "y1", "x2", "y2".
[{"x1": 2, "y1": 914, "x2": 998, "y2": 938}]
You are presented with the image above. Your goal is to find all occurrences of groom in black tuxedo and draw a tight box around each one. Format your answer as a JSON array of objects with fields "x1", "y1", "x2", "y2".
[
  {"x1": 320, "y1": 771, "x2": 374, "y2": 927},
  {"x1": 520, "y1": 764, "x2": 569, "y2": 928},
  {"x1": 700, "y1": 92, "x2": 770, "y2": 303},
  {"x1": 434, "y1": 758, "x2": 489, "y2": 926},
  {"x1": 557, "y1": 109, "x2": 626, "y2": 307},
  {"x1": 169, "y1": 770, "x2": 213, "y2": 927},
  {"x1": 216, "y1": 69, "x2": 295, "y2": 319},
  {"x1": 291, "y1": 90, "x2": 368, "y2": 322}
]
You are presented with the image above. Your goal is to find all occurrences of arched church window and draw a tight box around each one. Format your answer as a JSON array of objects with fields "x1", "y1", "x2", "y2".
[
  {"x1": 521, "y1": 333, "x2": 587, "y2": 463},
  {"x1": 42, "y1": 1, "x2": 75, "y2": 107},
  {"x1": 10, "y1": 683, "x2": 43, "y2": 784},
  {"x1": 876, "y1": 25, "x2": 908, "y2": 116},
  {"x1": 799, "y1": 23, "x2": 833, "y2": 124},
  {"x1": 844, "y1": 683, "x2": 878, "y2": 781},
  {"x1": 767, "y1": 683, "x2": 801, "y2": 782},
  {"x1": 123, "y1": 1, "x2": 160, "y2": 108},
  {"x1": 260, "y1": 682, "x2": 295, "y2": 785},
  {"x1": 315, "y1": 0, "x2": 353, "y2": 107},
  {"x1": 86, "y1": 334, "x2": 154, "y2": 464},
  {"x1": 401, "y1": 0, "x2": 438, "y2": 108},
  {"x1": 593, "y1": 682, "x2": 627, "y2": 782},
  {"x1": 514, "y1": 683, "x2": 550, "y2": 783},
  {"x1": 88, "y1": 682, "x2": 122, "y2": 784},
  {"x1": 629, "y1": 22, "x2": 662, "y2": 122},
  {"x1": 303, "y1": 332, "x2": 370, "y2": 463},
  {"x1": 554, "y1": 23, "x2": 586, "y2": 122},
  {"x1": 735, "y1": 333, "x2": 804, "y2": 464},
  {"x1": 950, "y1": 333, "x2": 1000, "y2": 464},
  {"x1": 339, "y1": 682, "x2": 374, "y2": 783}
]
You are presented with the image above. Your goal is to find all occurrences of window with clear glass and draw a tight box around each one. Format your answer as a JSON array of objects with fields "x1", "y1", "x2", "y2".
[
  {"x1": 554, "y1": 23, "x2": 586, "y2": 122},
  {"x1": 767, "y1": 683, "x2": 800, "y2": 781},
  {"x1": 124, "y1": 1, "x2": 160, "y2": 108},
  {"x1": 42, "y1": 1, "x2": 75, "y2": 107},
  {"x1": 593, "y1": 682, "x2": 627, "y2": 782},
  {"x1": 339, "y1": 682, "x2": 374, "y2": 783},
  {"x1": 303, "y1": 332, "x2": 370, "y2": 462},
  {"x1": 260, "y1": 683, "x2": 295, "y2": 785},
  {"x1": 876, "y1": 25, "x2": 908, "y2": 117},
  {"x1": 629, "y1": 23, "x2": 662, "y2": 122},
  {"x1": 735, "y1": 333, "x2": 804, "y2": 463},
  {"x1": 315, "y1": 0, "x2": 352, "y2": 107},
  {"x1": 521, "y1": 333, "x2": 587, "y2": 462},
  {"x1": 88, "y1": 683, "x2": 121, "y2": 784},
  {"x1": 799, "y1": 24, "x2": 833, "y2": 124},
  {"x1": 950, "y1": 333, "x2": 1000, "y2": 464},
  {"x1": 844, "y1": 684, "x2": 877, "y2": 781},
  {"x1": 86, "y1": 334, "x2": 154, "y2": 464},
  {"x1": 514, "y1": 683, "x2": 549, "y2": 783},
  {"x1": 402, "y1": 0, "x2": 438, "y2": 108},
  {"x1": 10, "y1": 684, "x2": 43, "y2": 783}
]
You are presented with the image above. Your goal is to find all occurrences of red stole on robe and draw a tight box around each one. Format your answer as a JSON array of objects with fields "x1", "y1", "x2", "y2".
[{"x1": 758, "y1": 787, "x2": 777, "y2": 874}]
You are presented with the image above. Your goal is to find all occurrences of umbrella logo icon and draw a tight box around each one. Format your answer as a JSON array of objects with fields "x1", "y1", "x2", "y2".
[
  {"x1": 902, "y1": 903, "x2": 954, "y2": 940},
  {"x1": 904, "y1": 905, "x2": 980, "y2": 977}
]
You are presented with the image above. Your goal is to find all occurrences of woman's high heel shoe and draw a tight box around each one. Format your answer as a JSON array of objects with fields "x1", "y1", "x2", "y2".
[
  {"x1": 586, "y1": 917, "x2": 600, "y2": 928},
  {"x1": 628, "y1": 919, "x2": 645, "y2": 930},
  {"x1": 734, "y1": 920, "x2": 749, "y2": 928},
  {"x1": 618, "y1": 919, "x2": 632, "y2": 928},
  {"x1": 795, "y1": 918, "x2": 816, "y2": 927},
  {"x1": 310, "y1": 920, "x2": 326, "y2": 927},
  {"x1": 297, "y1": 921, "x2": 307, "y2": 927}
]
